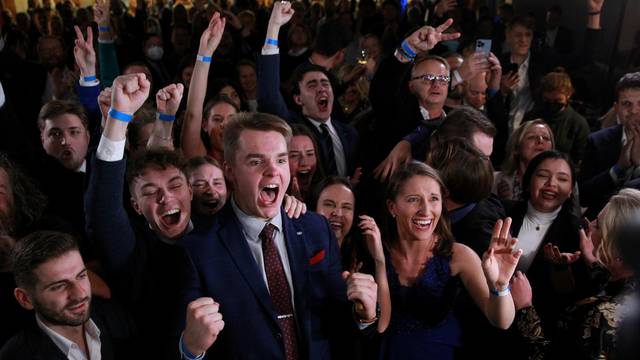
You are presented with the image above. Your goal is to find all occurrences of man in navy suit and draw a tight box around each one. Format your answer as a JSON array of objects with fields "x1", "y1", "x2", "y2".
[
  {"x1": 179, "y1": 111, "x2": 378, "y2": 359},
  {"x1": 258, "y1": 2, "x2": 359, "y2": 179},
  {"x1": 580, "y1": 72, "x2": 640, "y2": 218}
]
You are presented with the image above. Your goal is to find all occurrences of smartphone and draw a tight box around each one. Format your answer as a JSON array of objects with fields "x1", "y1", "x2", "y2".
[
  {"x1": 475, "y1": 39, "x2": 492, "y2": 55},
  {"x1": 503, "y1": 62, "x2": 519, "y2": 75},
  {"x1": 357, "y1": 50, "x2": 368, "y2": 65}
]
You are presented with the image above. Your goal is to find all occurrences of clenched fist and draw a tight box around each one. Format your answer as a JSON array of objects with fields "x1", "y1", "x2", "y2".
[{"x1": 110, "y1": 73, "x2": 150, "y2": 115}]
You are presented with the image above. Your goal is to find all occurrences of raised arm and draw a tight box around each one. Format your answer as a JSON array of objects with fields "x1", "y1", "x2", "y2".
[
  {"x1": 358, "y1": 215, "x2": 391, "y2": 332},
  {"x1": 147, "y1": 83, "x2": 184, "y2": 150},
  {"x1": 458, "y1": 218, "x2": 522, "y2": 329},
  {"x1": 73, "y1": 25, "x2": 102, "y2": 145},
  {"x1": 256, "y1": 1, "x2": 295, "y2": 119},
  {"x1": 85, "y1": 73, "x2": 150, "y2": 277},
  {"x1": 94, "y1": 0, "x2": 120, "y2": 87},
  {"x1": 181, "y1": 12, "x2": 226, "y2": 159}
]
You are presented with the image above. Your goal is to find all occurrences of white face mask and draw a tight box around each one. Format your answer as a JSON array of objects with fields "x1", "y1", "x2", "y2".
[{"x1": 146, "y1": 46, "x2": 164, "y2": 61}]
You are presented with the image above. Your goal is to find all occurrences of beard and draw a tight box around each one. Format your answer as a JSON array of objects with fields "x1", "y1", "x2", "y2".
[{"x1": 34, "y1": 296, "x2": 91, "y2": 327}]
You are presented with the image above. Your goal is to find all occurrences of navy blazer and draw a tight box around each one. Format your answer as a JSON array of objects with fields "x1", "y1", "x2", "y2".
[
  {"x1": 180, "y1": 203, "x2": 352, "y2": 360},
  {"x1": 257, "y1": 53, "x2": 359, "y2": 176},
  {"x1": 579, "y1": 124, "x2": 623, "y2": 217}
]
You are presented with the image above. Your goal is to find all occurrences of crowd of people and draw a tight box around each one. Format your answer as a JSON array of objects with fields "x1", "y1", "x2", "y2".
[{"x1": 0, "y1": 0, "x2": 639, "y2": 359}]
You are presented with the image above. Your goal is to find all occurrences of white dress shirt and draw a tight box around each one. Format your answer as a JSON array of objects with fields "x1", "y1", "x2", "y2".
[
  {"x1": 307, "y1": 117, "x2": 348, "y2": 177},
  {"x1": 36, "y1": 315, "x2": 102, "y2": 360},
  {"x1": 508, "y1": 53, "x2": 535, "y2": 134},
  {"x1": 230, "y1": 197, "x2": 296, "y2": 310}
]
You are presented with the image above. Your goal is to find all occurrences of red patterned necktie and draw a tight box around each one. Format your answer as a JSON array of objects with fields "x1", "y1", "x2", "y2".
[{"x1": 260, "y1": 223, "x2": 299, "y2": 360}]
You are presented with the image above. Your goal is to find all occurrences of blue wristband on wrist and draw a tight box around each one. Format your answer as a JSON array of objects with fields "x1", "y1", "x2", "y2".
[
  {"x1": 108, "y1": 108, "x2": 133, "y2": 122},
  {"x1": 98, "y1": 25, "x2": 110, "y2": 32},
  {"x1": 179, "y1": 334, "x2": 205, "y2": 360},
  {"x1": 490, "y1": 285, "x2": 511, "y2": 297},
  {"x1": 401, "y1": 40, "x2": 417, "y2": 58},
  {"x1": 265, "y1": 38, "x2": 278, "y2": 46},
  {"x1": 83, "y1": 75, "x2": 97, "y2": 82},
  {"x1": 196, "y1": 55, "x2": 212, "y2": 63},
  {"x1": 612, "y1": 164, "x2": 627, "y2": 177},
  {"x1": 157, "y1": 112, "x2": 176, "y2": 122}
]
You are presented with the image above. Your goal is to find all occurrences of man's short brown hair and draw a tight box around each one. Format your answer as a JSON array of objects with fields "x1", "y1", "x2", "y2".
[
  {"x1": 12, "y1": 231, "x2": 78, "y2": 290},
  {"x1": 126, "y1": 149, "x2": 188, "y2": 192},
  {"x1": 223, "y1": 112, "x2": 292, "y2": 165},
  {"x1": 427, "y1": 137, "x2": 494, "y2": 205},
  {"x1": 37, "y1": 100, "x2": 89, "y2": 131}
]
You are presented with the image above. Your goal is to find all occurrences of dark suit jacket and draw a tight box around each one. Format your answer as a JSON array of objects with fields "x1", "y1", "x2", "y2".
[
  {"x1": 257, "y1": 53, "x2": 359, "y2": 177},
  {"x1": 84, "y1": 153, "x2": 198, "y2": 359},
  {"x1": 450, "y1": 194, "x2": 506, "y2": 257},
  {"x1": 180, "y1": 203, "x2": 353, "y2": 359},
  {"x1": 0, "y1": 317, "x2": 114, "y2": 360},
  {"x1": 579, "y1": 124, "x2": 623, "y2": 218}
]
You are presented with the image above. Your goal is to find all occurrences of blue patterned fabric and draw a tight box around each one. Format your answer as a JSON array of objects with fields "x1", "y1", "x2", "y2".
[{"x1": 381, "y1": 255, "x2": 462, "y2": 360}]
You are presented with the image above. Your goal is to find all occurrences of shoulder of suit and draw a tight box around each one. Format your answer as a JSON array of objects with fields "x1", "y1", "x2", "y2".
[{"x1": 589, "y1": 124, "x2": 622, "y2": 143}]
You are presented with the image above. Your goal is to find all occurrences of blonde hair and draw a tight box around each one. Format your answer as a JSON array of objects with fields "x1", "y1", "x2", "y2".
[
  {"x1": 595, "y1": 188, "x2": 640, "y2": 267},
  {"x1": 502, "y1": 119, "x2": 555, "y2": 174}
]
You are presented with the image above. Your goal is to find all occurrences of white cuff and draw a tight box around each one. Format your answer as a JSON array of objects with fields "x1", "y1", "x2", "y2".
[
  {"x1": 261, "y1": 48, "x2": 279, "y2": 55},
  {"x1": 97, "y1": 134, "x2": 126, "y2": 161}
]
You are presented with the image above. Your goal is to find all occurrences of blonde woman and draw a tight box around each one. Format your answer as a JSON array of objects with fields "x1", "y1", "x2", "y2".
[{"x1": 512, "y1": 188, "x2": 640, "y2": 359}]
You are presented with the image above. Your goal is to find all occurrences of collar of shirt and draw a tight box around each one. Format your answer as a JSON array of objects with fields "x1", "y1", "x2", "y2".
[
  {"x1": 307, "y1": 117, "x2": 333, "y2": 133},
  {"x1": 230, "y1": 196, "x2": 283, "y2": 243},
  {"x1": 75, "y1": 159, "x2": 87, "y2": 173},
  {"x1": 36, "y1": 314, "x2": 101, "y2": 359},
  {"x1": 448, "y1": 203, "x2": 477, "y2": 224},
  {"x1": 419, "y1": 106, "x2": 446, "y2": 122},
  {"x1": 511, "y1": 52, "x2": 531, "y2": 72}
]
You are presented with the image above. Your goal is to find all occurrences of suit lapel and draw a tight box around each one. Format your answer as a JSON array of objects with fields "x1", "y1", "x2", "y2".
[{"x1": 216, "y1": 206, "x2": 277, "y2": 321}]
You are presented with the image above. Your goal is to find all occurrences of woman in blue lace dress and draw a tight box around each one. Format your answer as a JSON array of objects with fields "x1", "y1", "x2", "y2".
[{"x1": 380, "y1": 162, "x2": 523, "y2": 359}]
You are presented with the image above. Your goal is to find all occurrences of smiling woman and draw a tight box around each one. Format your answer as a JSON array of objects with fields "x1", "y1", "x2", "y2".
[
  {"x1": 380, "y1": 161, "x2": 521, "y2": 360},
  {"x1": 503, "y1": 150, "x2": 591, "y2": 330}
]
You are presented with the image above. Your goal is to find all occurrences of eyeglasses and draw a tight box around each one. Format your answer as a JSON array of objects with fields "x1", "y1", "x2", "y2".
[{"x1": 410, "y1": 74, "x2": 451, "y2": 86}]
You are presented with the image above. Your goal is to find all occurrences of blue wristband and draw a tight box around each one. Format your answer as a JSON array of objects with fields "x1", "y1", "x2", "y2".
[
  {"x1": 98, "y1": 25, "x2": 110, "y2": 32},
  {"x1": 196, "y1": 55, "x2": 212, "y2": 63},
  {"x1": 490, "y1": 285, "x2": 511, "y2": 297},
  {"x1": 401, "y1": 40, "x2": 417, "y2": 58},
  {"x1": 157, "y1": 112, "x2": 176, "y2": 122},
  {"x1": 612, "y1": 164, "x2": 627, "y2": 177},
  {"x1": 265, "y1": 38, "x2": 278, "y2": 46},
  {"x1": 179, "y1": 333, "x2": 205, "y2": 360},
  {"x1": 108, "y1": 108, "x2": 133, "y2": 122},
  {"x1": 83, "y1": 75, "x2": 97, "y2": 82}
]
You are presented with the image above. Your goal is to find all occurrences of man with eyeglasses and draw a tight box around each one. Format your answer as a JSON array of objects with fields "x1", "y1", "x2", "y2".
[{"x1": 370, "y1": 19, "x2": 460, "y2": 181}]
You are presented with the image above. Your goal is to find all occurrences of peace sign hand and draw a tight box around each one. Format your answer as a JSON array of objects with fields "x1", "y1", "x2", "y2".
[
  {"x1": 73, "y1": 26, "x2": 95, "y2": 78},
  {"x1": 482, "y1": 218, "x2": 522, "y2": 290},
  {"x1": 405, "y1": 18, "x2": 461, "y2": 54}
]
